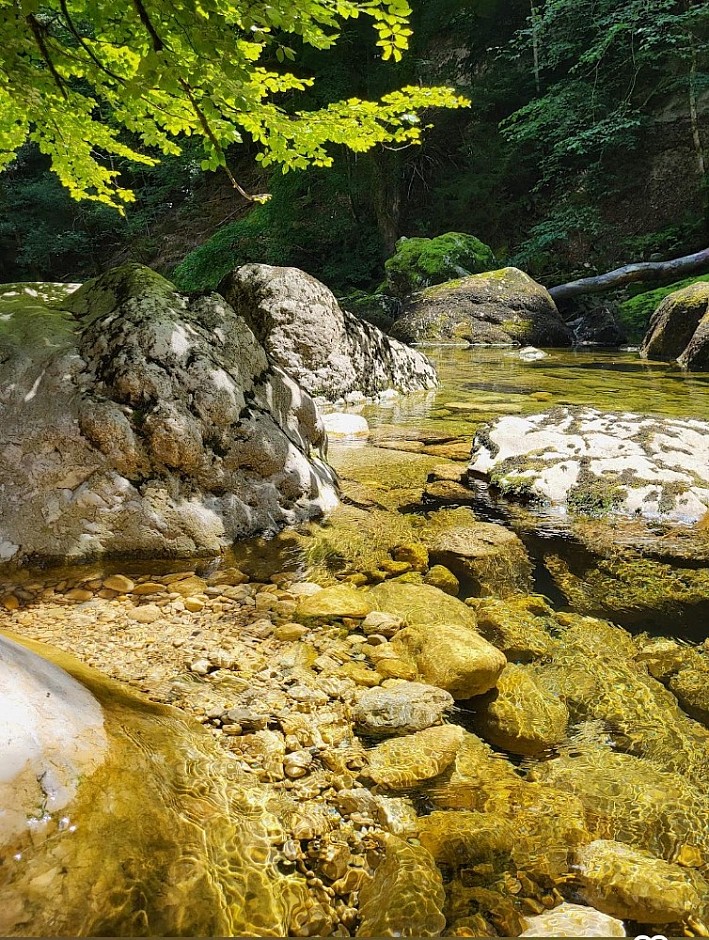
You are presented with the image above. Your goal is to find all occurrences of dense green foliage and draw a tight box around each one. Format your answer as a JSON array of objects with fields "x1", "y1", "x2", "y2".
[
  {"x1": 0, "y1": 0, "x2": 467, "y2": 207},
  {"x1": 1, "y1": 0, "x2": 708, "y2": 295}
]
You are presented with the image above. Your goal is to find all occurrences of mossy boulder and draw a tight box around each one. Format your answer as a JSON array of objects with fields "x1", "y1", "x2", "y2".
[
  {"x1": 295, "y1": 584, "x2": 373, "y2": 620},
  {"x1": 367, "y1": 581, "x2": 477, "y2": 631},
  {"x1": 619, "y1": 273, "x2": 709, "y2": 343},
  {"x1": 384, "y1": 232, "x2": 496, "y2": 298},
  {"x1": 467, "y1": 595, "x2": 556, "y2": 662},
  {"x1": 417, "y1": 810, "x2": 515, "y2": 868},
  {"x1": 434, "y1": 732, "x2": 590, "y2": 881},
  {"x1": 393, "y1": 620, "x2": 507, "y2": 700},
  {"x1": 538, "y1": 615, "x2": 709, "y2": 786},
  {"x1": 423, "y1": 564, "x2": 460, "y2": 595},
  {"x1": 390, "y1": 267, "x2": 572, "y2": 347},
  {"x1": 641, "y1": 281, "x2": 709, "y2": 370},
  {"x1": 669, "y1": 666, "x2": 709, "y2": 726},
  {"x1": 470, "y1": 406, "x2": 709, "y2": 524}
]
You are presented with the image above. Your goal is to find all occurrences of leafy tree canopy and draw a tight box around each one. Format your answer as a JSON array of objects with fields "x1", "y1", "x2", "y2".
[{"x1": 0, "y1": 0, "x2": 468, "y2": 209}]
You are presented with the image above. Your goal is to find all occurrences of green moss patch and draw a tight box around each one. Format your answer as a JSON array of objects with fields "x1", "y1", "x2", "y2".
[
  {"x1": 385, "y1": 232, "x2": 496, "y2": 297},
  {"x1": 618, "y1": 274, "x2": 709, "y2": 341}
]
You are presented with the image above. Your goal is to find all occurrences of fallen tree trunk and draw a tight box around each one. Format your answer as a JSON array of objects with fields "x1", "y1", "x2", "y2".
[{"x1": 548, "y1": 246, "x2": 709, "y2": 304}]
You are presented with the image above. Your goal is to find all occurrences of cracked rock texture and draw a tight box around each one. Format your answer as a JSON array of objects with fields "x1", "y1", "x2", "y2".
[
  {"x1": 0, "y1": 264, "x2": 338, "y2": 565},
  {"x1": 469, "y1": 406, "x2": 709, "y2": 523},
  {"x1": 220, "y1": 263, "x2": 438, "y2": 400}
]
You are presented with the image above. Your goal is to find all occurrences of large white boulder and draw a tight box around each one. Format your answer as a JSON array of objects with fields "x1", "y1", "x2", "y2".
[
  {"x1": 0, "y1": 264, "x2": 338, "y2": 564},
  {"x1": 0, "y1": 635, "x2": 108, "y2": 846},
  {"x1": 220, "y1": 263, "x2": 438, "y2": 400}
]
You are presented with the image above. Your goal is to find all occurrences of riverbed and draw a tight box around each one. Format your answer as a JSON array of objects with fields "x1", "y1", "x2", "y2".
[{"x1": 2, "y1": 347, "x2": 709, "y2": 937}]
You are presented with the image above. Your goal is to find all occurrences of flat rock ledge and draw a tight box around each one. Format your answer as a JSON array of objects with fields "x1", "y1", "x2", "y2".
[
  {"x1": 469, "y1": 406, "x2": 709, "y2": 524},
  {"x1": 0, "y1": 264, "x2": 338, "y2": 566}
]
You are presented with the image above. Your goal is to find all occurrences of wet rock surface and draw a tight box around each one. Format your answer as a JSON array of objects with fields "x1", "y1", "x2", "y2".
[
  {"x1": 0, "y1": 635, "x2": 108, "y2": 845},
  {"x1": 423, "y1": 507, "x2": 532, "y2": 597}
]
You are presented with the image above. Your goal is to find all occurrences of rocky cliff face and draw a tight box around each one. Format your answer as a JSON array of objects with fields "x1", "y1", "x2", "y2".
[
  {"x1": 0, "y1": 264, "x2": 338, "y2": 565},
  {"x1": 220, "y1": 263, "x2": 438, "y2": 400}
]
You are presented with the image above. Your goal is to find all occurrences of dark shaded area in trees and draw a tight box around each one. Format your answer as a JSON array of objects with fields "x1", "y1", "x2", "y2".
[{"x1": 2, "y1": 0, "x2": 707, "y2": 292}]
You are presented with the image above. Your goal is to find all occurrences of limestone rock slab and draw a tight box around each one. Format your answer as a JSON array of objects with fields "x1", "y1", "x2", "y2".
[{"x1": 470, "y1": 406, "x2": 709, "y2": 523}]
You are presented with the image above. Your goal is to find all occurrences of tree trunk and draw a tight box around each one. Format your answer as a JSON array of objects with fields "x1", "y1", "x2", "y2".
[
  {"x1": 548, "y1": 247, "x2": 709, "y2": 303},
  {"x1": 530, "y1": 1, "x2": 541, "y2": 94},
  {"x1": 370, "y1": 148, "x2": 401, "y2": 258}
]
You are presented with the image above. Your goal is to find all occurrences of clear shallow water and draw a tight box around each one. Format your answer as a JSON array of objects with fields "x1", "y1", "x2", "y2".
[
  {"x1": 3, "y1": 347, "x2": 709, "y2": 937},
  {"x1": 359, "y1": 347, "x2": 709, "y2": 439}
]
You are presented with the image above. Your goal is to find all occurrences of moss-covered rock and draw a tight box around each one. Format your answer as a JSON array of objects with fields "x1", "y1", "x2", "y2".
[
  {"x1": 669, "y1": 666, "x2": 709, "y2": 726},
  {"x1": 531, "y1": 744, "x2": 709, "y2": 864},
  {"x1": 423, "y1": 507, "x2": 532, "y2": 597},
  {"x1": 390, "y1": 267, "x2": 572, "y2": 347},
  {"x1": 417, "y1": 810, "x2": 515, "y2": 868},
  {"x1": 393, "y1": 620, "x2": 507, "y2": 700},
  {"x1": 641, "y1": 281, "x2": 709, "y2": 370},
  {"x1": 423, "y1": 564, "x2": 460, "y2": 595},
  {"x1": 538, "y1": 614, "x2": 709, "y2": 785},
  {"x1": 618, "y1": 274, "x2": 709, "y2": 342},
  {"x1": 367, "y1": 581, "x2": 477, "y2": 630},
  {"x1": 357, "y1": 833, "x2": 446, "y2": 937},
  {"x1": 473, "y1": 663, "x2": 569, "y2": 756},
  {"x1": 295, "y1": 584, "x2": 373, "y2": 620},
  {"x1": 470, "y1": 406, "x2": 709, "y2": 524},
  {"x1": 467, "y1": 595, "x2": 556, "y2": 662},
  {"x1": 384, "y1": 232, "x2": 496, "y2": 298},
  {"x1": 544, "y1": 550, "x2": 709, "y2": 628},
  {"x1": 433, "y1": 732, "x2": 590, "y2": 881}
]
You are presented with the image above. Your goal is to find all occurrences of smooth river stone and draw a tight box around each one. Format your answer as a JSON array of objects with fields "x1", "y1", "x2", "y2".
[
  {"x1": 352, "y1": 681, "x2": 454, "y2": 736},
  {"x1": 520, "y1": 902, "x2": 626, "y2": 937},
  {"x1": 366, "y1": 724, "x2": 464, "y2": 789},
  {"x1": 296, "y1": 584, "x2": 373, "y2": 620},
  {"x1": 0, "y1": 634, "x2": 108, "y2": 846},
  {"x1": 575, "y1": 839, "x2": 705, "y2": 925}
]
